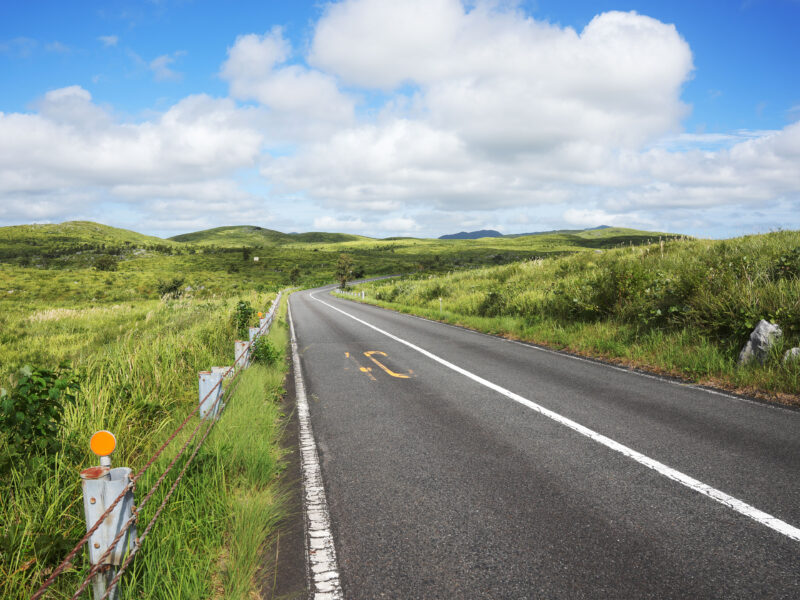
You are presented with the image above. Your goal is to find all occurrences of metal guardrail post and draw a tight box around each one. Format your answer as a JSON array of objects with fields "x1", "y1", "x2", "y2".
[
  {"x1": 248, "y1": 326, "x2": 259, "y2": 343},
  {"x1": 80, "y1": 432, "x2": 136, "y2": 600},
  {"x1": 235, "y1": 340, "x2": 249, "y2": 369},
  {"x1": 198, "y1": 371, "x2": 223, "y2": 419}
]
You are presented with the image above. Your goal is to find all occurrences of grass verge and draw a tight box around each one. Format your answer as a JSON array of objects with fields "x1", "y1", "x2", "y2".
[
  {"x1": 342, "y1": 232, "x2": 800, "y2": 406},
  {"x1": 1, "y1": 292, "x2": 291, "y2": 598}
]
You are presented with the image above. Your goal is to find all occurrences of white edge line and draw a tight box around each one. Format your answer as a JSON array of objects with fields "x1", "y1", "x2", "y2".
[
  {"x1": 288, "y1": 298, "x2": 344, "y2": 599},
  {"x1": 310, "y1": 290, "x2": 800, "y2": 543}
]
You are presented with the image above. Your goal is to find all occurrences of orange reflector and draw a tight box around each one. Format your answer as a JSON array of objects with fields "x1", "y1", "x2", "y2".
[
  {"x1": 90, "y1": 430, "x2": 116, "y2": 457},
  {"x1": 258, "y1": 312, "x2": 264, "y2": 318}
]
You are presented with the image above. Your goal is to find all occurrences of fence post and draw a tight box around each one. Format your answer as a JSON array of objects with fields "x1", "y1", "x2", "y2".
[
  {"x1": 249, "y1": 326, "x2": 259, "y2": 343},
  {"x1": 198, "y1": 371, "x2": 223, "y2": 419},
  {"x1": 235, "y1": 340, "x2": 249, "y2": 369},
  {"x1": 80, "y1": 431, "x2": 136, "y2": 600}
]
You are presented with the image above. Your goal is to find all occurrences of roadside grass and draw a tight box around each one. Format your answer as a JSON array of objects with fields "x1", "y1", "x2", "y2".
[
  {"x1": 0, "y1": 291, "x2": 289, "y2": 598},
  {"x1": 344, "y1": 231, "x2": 800, "y2": 404}
]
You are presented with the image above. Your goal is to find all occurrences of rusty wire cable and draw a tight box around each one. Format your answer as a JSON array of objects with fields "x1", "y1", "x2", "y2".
[
  {"x1": 98, "y1": 407, "x2": 221, "y2": 600},
  {"x1": 31, "y1": 295, "x2": 281, "y2": 599},
  {"x1": 69, "y1": 379, "x2": 228, "y2": 600}
]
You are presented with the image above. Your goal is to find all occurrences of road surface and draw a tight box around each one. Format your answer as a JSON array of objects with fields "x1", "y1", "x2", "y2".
[{"x1": 289, "y1": 285, "x2": 800, "y2": 599}]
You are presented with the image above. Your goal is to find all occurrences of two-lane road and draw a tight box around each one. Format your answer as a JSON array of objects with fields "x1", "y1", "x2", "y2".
[{"x1": 289, "y1": 285, "x2": 800, "y2": 598}]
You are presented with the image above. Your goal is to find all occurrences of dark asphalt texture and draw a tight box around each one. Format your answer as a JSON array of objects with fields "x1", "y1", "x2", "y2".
[{"x1": 289, "y1": 285, "x2": 800, "y2": 599}]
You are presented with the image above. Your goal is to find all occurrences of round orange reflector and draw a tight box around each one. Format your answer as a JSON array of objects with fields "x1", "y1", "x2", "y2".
[
  {"x1": 258, "y1": 312, "x2": 264, "y2": 318},
  {"x1": 90, "y1": 430, "x2": 116, "y2": 457}
]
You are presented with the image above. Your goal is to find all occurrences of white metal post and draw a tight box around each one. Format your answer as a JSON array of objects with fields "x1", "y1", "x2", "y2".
[
  {"x1": 249, "y1": 326, "x2": 259, "y2": 342},
  {"x1": 80, "y1": 464, "x2": 136, "y2": 600},
  {"x1": 235, "y1": 340, "x2": 249, "y2": 369},
  {"x1": 198, "y1": 371, "x2": 223, "y2": 419}
]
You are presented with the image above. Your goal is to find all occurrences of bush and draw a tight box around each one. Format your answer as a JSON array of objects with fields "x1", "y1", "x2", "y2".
[
  {"x1": 250, "y1": 337, "x2": 282, "y2": 366},
  {"x1": 0, "y1": 363, "x2": 80, "y2": 461},
  {"x1": 156, "y1": 277, "x2": 185, "y2": 299},
  {"x1": 234, "y1": 300, "x2": 255, "y2": 338},
  {"x1": 94, "y1": 255, "x2": 119, "y2": 271}
]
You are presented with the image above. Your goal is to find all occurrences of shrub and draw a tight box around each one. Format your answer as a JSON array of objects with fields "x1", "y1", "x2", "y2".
[
  {"x1": 0, "y1": 363, "x2": 80, "y2": 461},
  {"x1": 250, "y1": 337, "x2": 282, "y2": 366},
  {"x1": 234, "y1": 300, "x2": 255, "y2": 338},
  {"x1": 156, "y1": 277, "x2": 185, "y2": 299},
  {"x1": 94, "y1": 255, "x2": 119, "y2": 271}
]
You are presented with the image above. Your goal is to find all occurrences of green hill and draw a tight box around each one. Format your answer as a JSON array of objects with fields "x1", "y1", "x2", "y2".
[
  {"x1": 168, "y1": 225, "x2": 367, "y2": 246},
  {"x1": 0, "y1": 221, "x2": 175, "y2": 260}
]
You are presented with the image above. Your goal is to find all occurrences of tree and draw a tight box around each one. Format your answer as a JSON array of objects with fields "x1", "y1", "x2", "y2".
[
  {"x1": 242, "y1": 246, "x2": 252, "y2": 261},
  {"x1": 289, "y1": 265, "x2": 301, "y2": 285},
  {"x1": 95, "y1": 255, "x2": 119, "y2": 271},
  {"x1": 335, "y1": 253, "x2": 353, "y2": 289}
]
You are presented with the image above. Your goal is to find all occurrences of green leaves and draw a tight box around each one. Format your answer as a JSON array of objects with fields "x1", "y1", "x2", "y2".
[
  {"x1": 0, "y1": 363, "x2": 81, "y2": 462},
  {"x1": 250, "y1": 337, "x2": 282, "y2": 367},
  {"x1": 234, "y1": 300, "x2": 255, "y2": 338}
]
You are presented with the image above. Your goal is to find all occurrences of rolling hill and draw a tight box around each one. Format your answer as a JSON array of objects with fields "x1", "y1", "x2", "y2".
[{"x1": 168, "y1": 225, "x2": 366, "y2": 246}]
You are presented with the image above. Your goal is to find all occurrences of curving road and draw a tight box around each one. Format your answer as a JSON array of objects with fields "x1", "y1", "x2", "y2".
[{"x1": 289, "y1": 284, "x2": 800, "y2": 599}]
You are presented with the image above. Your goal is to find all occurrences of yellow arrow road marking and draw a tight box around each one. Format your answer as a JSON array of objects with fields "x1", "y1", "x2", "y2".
[
  {"x1": 364, "y1": 351, "x2": 413, "y2": 379},
  {"x1": 345, "y1": 351, "x2": 376, "y2": 381}
]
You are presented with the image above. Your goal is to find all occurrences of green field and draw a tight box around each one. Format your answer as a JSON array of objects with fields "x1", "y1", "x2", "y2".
[{"x1": 346, "y1": 231, "x2": 800, "y2": 404}]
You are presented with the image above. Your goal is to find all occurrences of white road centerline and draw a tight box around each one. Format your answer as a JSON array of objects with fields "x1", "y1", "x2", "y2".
[
  {"x1": 310, "y1": 290, "x2": 800, "y2": 543},
  {"x1": 288, "y1": 300, "x2": 344, "y2": 599}
]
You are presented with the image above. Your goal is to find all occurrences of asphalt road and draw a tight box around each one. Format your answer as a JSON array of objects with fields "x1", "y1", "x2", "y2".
[{"x1": 289, "y1": 285, "x2": 800, "y2": 599}]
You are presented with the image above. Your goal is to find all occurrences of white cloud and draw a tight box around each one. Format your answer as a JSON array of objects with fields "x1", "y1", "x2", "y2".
[
  {"x1": 0, "y1": 86, "x2": 266, "y2": 226},
  {"x1": 45, "y1": 41, "x2": 71, "y2": 53},
  {"x1": 98, "y1": 35, "x2": 119, "y2": 47},
  {"x1": 310, "y1": 2, "x2": 692, "y2": 153},
  {"x1": 312, "y1": 216, "x2": 367, "y2": 231},
  {"x1": 220, "y1": 28, "x2": 355, "y2": 141},
  {"x1": 150, "y1": 52, "x2": 184, "y2": 81}
]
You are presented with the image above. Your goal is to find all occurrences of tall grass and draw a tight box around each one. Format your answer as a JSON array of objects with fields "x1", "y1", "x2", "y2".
[
  {"x1": 351, "y1": 232, "x2": 800, "y2": 401},
  {"x1": 0, "y1": 291, "x2": 289, "y2": 598}
]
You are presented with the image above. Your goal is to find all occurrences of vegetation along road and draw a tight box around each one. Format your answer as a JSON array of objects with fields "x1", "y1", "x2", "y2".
[{"x1": 289, "y1": 284, "x2": 800, "y2": 598}]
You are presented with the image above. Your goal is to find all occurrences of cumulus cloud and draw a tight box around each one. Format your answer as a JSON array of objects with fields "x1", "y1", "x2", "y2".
[
  {"x1": 310, "y1": 1, "x2": 692, "y2": 153},
  {"x1": 221, "y1": 28, "x2": 355, "y2": 140},
  {"x1": 0, "y1": 86, "x2": 266, "y2": 228}
]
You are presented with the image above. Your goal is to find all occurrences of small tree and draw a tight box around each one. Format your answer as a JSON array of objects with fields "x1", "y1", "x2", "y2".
[
  {"x1": 242, "y1": 246, "x2": 252, "y2": 261},
  {"x1": 289, "y1": 265, "x2": 301, "y2": 285},
  {"x1": 335, "y1": 254, "x2": 353, "y2": 289},
  {"x1": 95, "y1": 255, "x2": 119, "y2": 271}
]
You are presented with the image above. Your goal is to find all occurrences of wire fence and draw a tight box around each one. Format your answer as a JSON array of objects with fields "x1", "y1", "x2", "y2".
[{"x1": 30, "y1": 292, "x2": 282, "y2": 600}]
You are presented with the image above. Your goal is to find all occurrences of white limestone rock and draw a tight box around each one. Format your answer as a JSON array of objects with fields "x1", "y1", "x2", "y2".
[
  {"x1": 738, "y1": 320, "x2": 782, "y2": 365},
  {"x1": 782, "y1": 347, "x2": 800, "y2": 364}
]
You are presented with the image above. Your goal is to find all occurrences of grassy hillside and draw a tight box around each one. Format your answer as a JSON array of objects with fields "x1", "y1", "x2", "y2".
[
  {"x1": 347, "y1": 231, "x2": 800, "y2": 403},
  {"x1": 0, "y1": 221, "x2": 176, "y2": 262},
  {"x1": 168, "y1": 225, "x2": 366, "y2": 246},
  {"x1": 0, "y1": 221, "x2": 679, "y2": 305}
]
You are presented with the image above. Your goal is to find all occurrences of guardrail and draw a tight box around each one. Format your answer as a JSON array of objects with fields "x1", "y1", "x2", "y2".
[{"x1": 31, "y1": 292, "x2": 283, "y2": 600}]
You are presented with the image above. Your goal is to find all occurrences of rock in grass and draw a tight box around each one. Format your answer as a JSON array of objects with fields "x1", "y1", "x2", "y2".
[
  {"x1": 783, "y1": 347, "x2": 800, "y2": 364},
  {"x1": 738, "y1": 320, "x2": 782, "y2": 365}
]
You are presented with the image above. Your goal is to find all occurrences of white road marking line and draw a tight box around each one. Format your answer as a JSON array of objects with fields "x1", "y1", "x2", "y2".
[
  {"x1": 288, "y1": 300, "x2": 344, "y2": 598},
  {"x1": 310, "y1": 291, "x2": 800, "y2": 543}
]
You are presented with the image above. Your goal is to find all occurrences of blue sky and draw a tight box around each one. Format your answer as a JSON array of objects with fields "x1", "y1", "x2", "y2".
[{"x1": 1, "y1": 0, "x2": 799, "y2": 238}]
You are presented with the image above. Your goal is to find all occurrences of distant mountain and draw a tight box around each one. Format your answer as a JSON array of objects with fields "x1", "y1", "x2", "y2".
[{"x1": 439, "y1": 229, "x2": 503, "y2": 240}]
